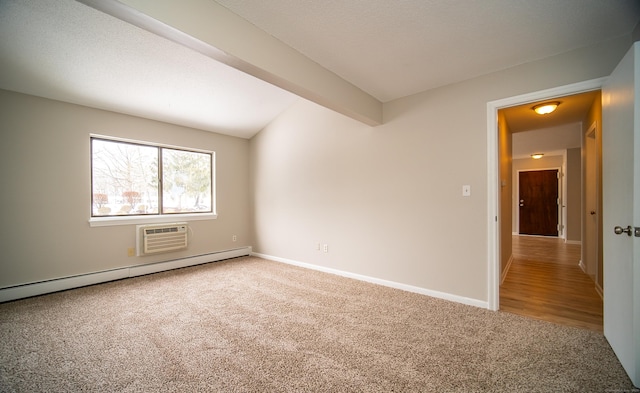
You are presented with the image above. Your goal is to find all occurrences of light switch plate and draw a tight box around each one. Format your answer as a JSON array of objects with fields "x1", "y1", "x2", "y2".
[{"x1": 462, "y1": 185, "x2": 471, "y2": 197}]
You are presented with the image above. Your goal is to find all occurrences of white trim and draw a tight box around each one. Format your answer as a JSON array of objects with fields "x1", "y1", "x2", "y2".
[
  {"x1": 129, "y1": 247, "x2": 250, "y2": 276},
  {"x1": 595, "y1": 282, "x2": 604, "y2": 300},
  {"x1": 516, "y1": 234, "x2": 561, "y2": 239},
  {"x1": 579, "y1": 259, "x2": 587, "y2": 273},
  {"x1": 486, "y1": 77, "x2": 607, "y2": 311},
  {"x1": 500, "y1": 254, "x2": 514, "y2": 285},
  {"x1": 0, "y1": 247, "x2": 251, "y2": 303},
  {"x1": 583, "y1": 120, "x2": 600, "y2": 286},
  {"x1": 253, "y1": 252, "x2": 489, "y2": 309},
  {"x1": 89, "y1": 134, "x2": 217, "y2": 226},
  {"x1": 565, "y1": 240, "x2": 582, "y2": 245},
  {"x1": 89, "y1": 213, "x2": 217, "y2": 227},
  {"x1": 90, "y1": 133, "x2": 215, "y2": 155},
  {"x1": 487, "y1": 98, "x2": 500, "y2": 311}
]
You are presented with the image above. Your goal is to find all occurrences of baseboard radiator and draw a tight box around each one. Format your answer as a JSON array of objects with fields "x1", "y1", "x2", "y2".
[{"x1": 0, "y1": 247, "x2": 251, "y2": 303}]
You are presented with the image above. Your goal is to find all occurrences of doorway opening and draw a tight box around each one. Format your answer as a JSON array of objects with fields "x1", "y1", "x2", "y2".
[
  {"x1": 486, "y1": 78, "x2": 606, "y2": 321},
  {"x1": 499, "y1": 97, "x2": 602, "y2": 330}
]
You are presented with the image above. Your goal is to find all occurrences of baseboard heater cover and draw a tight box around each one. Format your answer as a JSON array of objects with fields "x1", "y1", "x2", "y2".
[{"x1": 0, "y1": 247, "x2": 251, "y2": 303}]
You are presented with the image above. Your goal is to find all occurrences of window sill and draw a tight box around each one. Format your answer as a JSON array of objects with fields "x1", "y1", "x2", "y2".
[{"x1": 89, "y1": 213, "x2": 217, "y2": 227}]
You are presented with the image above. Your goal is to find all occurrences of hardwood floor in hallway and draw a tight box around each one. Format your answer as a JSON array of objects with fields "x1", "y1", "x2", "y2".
[{"x1": 500, "y1": 235, "x2": 603, "y2": 332}]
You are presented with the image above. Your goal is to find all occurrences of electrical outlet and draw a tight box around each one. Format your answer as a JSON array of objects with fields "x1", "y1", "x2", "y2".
[
  {"x1": 232, "y1": 235, "x2": 237, "y2": 242},
  {"x1": 462, "y1": 185, "x2": 471, "y2": 197},
  {"x1": 323, "y1": 244, "x2": 328, "y2": 253},
  {"x1": 127, "y1": 247, "x2": 135, "y2": 257}
]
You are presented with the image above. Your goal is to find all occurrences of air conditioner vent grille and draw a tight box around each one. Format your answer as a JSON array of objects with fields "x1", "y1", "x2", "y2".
[
  {"x1": 145, "y1": 227, "x2": 179, "y2": 235},
  {"x1": 137, "y1": 223, "x2": 188, "y2": 255}
]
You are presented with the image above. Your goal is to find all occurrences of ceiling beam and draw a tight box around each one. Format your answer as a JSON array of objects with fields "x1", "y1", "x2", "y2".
[{"x1": 77, "y1": 0, "x2": 383, "y2": 126}]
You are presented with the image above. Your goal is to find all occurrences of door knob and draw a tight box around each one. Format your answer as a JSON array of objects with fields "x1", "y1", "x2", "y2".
[
  {"x1": 614, "y1": 225, "x2": 633, "y2": 236},
  {"x1": 590, "y1": 211, "x2": 596, "y2": 215}
]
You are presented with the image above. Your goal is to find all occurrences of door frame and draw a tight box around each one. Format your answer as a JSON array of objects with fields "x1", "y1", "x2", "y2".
[
  {"x1": 517, "y1": 167, "x2": 562, "y2": 237},
  {"x1": 486, "y1": 77, "x2": 607, "y2": 311},
  {"x1": 584, "y1": 121, "x2": 602, "y2": 288}
]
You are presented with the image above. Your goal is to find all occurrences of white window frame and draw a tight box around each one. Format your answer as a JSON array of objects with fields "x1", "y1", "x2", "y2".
[{"x1": 88, "y1": 134, "x2": 217, "y2": 227}]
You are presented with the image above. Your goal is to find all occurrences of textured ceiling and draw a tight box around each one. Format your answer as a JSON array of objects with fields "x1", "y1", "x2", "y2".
[
  {"x1": 0, "y1": 0, "x2": 298, "y2": 139},
  {"x1": 214, "y1": 0, "x2": 640, "y2": 102},
  {"x1": 0, "y1": 0, "x2": 639, "y2": 140}
]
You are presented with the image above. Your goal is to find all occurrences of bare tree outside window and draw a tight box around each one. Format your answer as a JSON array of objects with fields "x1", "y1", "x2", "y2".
[{"x1": 91, "y1": 137, "x2": 213, "y2": 217}]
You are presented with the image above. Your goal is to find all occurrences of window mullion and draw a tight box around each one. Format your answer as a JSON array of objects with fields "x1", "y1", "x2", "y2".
[
  {"x1": 90, "y1": 135, "x2": 214, "y2": 218},
  {"x1": 158, "y1": 147, "x2": 163, "y2": 215}
]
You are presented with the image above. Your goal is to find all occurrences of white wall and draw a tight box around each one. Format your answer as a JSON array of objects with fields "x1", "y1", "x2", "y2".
[
  {"x1": 250, "y1": 35, "x2": 632, "y2": 305},
  {"x1": 0, "y1": 90, "x2": 252, "y2": 288},
  {"x1": 511, "y1": 123, "x2": 582, "y2": 159},
  {"x1": 0, "y1": 33, "x2": 632, "y2": 304}
]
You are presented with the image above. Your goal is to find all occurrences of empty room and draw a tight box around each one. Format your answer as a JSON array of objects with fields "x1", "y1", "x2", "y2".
[{"x1": 1, "y1": 0, "x2": 639, "y2": 391}]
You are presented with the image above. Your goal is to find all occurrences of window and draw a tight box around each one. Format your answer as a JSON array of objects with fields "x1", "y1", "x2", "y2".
[{"x1": 91, "y1": 136, "x2": 214, "y2": 219}]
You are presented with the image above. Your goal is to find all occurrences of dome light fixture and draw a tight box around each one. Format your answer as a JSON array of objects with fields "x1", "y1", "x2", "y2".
[
  {"x1": 531, "y1": 153, "x2": 544, "y2": 159},
  {"x1": 532, "y1": 101, "x2": 560, "y2": 115}
]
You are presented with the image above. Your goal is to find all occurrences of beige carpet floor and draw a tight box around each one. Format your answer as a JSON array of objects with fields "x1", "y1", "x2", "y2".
[{"x1": 0, "y1": 256, "x2": 636, "y2": 392}]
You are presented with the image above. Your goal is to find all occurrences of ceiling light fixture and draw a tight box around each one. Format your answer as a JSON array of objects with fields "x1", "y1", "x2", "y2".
[
  {"x1": 532, "y1": 102, "x2": 560, "y2": 115},
  {"x1": 531, "y1": 153, "x2": 544, "y2": 159}
]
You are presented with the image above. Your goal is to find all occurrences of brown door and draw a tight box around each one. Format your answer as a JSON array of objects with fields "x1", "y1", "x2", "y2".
[{"x1": 519, "y1": 170, "x2": 558, "y2": 236}]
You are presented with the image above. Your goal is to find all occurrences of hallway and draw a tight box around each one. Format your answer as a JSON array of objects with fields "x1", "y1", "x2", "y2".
[{"x1": 500, "y1": 235, "x2": 603, "y2": 332}]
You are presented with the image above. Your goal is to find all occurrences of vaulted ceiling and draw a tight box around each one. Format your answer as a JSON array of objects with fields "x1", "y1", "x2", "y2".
[
  {"x1": 214, "y1": 0, "x2": 639, "y2": 102},
  {"x1": 1, "y1": 0, "x2": 639, "y2": 139}
]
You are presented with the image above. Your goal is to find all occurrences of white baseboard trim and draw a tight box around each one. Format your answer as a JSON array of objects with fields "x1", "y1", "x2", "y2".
[
  {"x1": 578, "y1": 260, "x2": 587, "y2": 274},
  {"x1": 595, "y1": 282, "x2": 603, "y2": 300},
  {"x1": 565, "y1": 240, "x2": 582, "y2": 245},
  {"x1": 501, "y1": 254, "x2": 514, "y2": 285},
  {"x1": 0, "y1": 247, "x2": 252, "y2": 303},
  {"x1": 252, "y1": 252, "x2": 489, "y2": 310}
]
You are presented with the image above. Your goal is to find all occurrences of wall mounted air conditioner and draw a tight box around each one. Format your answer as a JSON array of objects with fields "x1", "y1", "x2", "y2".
[{"x1": 136, "y1": 222, "x2": 188, "y2": 256}]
